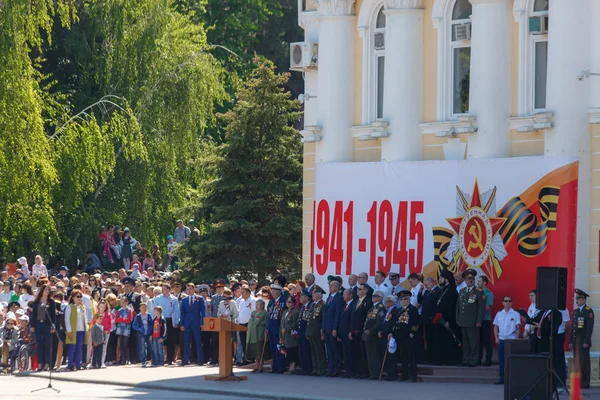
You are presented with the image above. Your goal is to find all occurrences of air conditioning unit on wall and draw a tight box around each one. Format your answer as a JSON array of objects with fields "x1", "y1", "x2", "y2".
[
  {"x1": 454, "y1": 23, "x2": 472, "y2": 41},
  {"x1": 290, "y1": 42, "x2": 318, "y2": 71}
]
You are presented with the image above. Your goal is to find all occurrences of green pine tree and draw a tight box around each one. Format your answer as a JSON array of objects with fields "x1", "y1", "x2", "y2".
[{"x1": 180, "y1": 58, "x2": 302, "y2": 282}]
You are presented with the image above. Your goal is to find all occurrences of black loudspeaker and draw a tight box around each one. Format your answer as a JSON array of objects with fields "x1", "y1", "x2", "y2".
[
  {"x1": 505, "y1": 354, "x2": 552, "y2": 400},
  {"x1": 536, "y1": 267, "x2": 567, "y2": 310}
]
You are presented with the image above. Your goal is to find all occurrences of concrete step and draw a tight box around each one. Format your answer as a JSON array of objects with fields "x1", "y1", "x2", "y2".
[
  {"x1": 418, "y1": 364, "x2": 499, "y2": 378},
  {"x1": 421, "y1": 375, "x2": 498, "y2": 384}
]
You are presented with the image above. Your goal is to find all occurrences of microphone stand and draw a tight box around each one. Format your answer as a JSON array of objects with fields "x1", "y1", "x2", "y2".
[{"x1": 31, "y1": 302, "x2": 61, "y2": 393}]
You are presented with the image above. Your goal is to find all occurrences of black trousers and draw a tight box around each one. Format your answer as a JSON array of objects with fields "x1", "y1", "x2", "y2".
[
  {"x1": 575, "y1": 344, "x2": 591, "y2": 388},
  {"x1": 398, "y1": 336, "x2": 417, "y2": 381},
  {"x1": 554, "y1": 332, "x2": 567, "y2": 385},
  {"x1": 381, "y1": 338, "x2": 397, "y2": 380},
  {"x1": 239, "y1": 323, "x2": 248, "y2": 360},
  {"x1": 479, "y1": 320, "x2": 493, "y2": 363},
  {"x1": 165, "y1": 318, "x2": 177, "y2": 363},
  {"x1": 210, "y1": 332, "x2": 219, "y2": 363},
  {"x1": 424, "y1": 324, "x2": 436, "y2": 364},
  {"x1": 353, "y1": 335, "x2": 369, "y2": 377},
  {"x1": 202, "y1": 331, "x2": 212, "y2": 363}
]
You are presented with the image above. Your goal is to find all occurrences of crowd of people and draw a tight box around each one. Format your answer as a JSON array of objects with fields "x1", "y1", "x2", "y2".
[{"x1": 0, "y1": 257, "x2": 594, "y2": 390}]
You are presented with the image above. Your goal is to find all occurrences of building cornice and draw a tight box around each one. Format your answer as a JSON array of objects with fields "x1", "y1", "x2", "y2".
[
  {"x1": 317, "y1": 0, "x2": 356, "y2": 16},
  {"x1": 300, "y1": 125, "x2": 323, "y2": 143},
  {"x1": 384, "y1": 0, "x2": 423, "y2": 9},
  {"x1": 589, "y1": 108, "x2": 600, "y2": 124},
  {"x1": 508, "y1": 111, "x2": 554, "y2": 132},
  {"x1": 352, "y1": 121, "x2": 390, "y2": 141},
  {"x1": 419, "y1": 115, "x2": 477, "y2": 136}
]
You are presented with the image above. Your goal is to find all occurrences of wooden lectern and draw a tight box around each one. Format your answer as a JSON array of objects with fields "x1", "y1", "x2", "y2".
[{"x1": 203, "y1": 317, "x2": 248, "y2": 381}]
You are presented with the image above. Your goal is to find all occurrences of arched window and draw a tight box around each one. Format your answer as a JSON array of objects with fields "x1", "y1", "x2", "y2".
[
  {"x1": 432, "y1": 0, "x2": 472, "y2": 121},
  {"x1": 530, "y1": 0, "x2": 549, "y2": 110},
  {"x1": 374, "y1": 7, "x2": 386, "y2": 120},
  {"x1": 514, "y1": 0, "x2": 549, "y2": 115},
  {"x1": 358, "y1": 1, "x2": 386, "y2": 125},
  {"x1": 451, "y1": 0, "x2": 471, "y2": 115}
]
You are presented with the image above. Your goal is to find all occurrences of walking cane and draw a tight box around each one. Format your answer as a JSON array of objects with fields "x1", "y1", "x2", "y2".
[
  {"x1": 379, "y1": 339, "x2": 389, "y2": 381},
  {"x1": 258, "y1": 335, "x2": 268, "y2": 373}
]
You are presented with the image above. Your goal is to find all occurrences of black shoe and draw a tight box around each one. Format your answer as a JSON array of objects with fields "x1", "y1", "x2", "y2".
[
  {"x1": 468, "y1": 364, "x2": 476, "y2": 368},
  {"x1": 181, "y1": 362, "x2": 189, "y2": 366},
  {"x1": 385, "y1": 376, "x2": 397, "y2": 381},
  {"x1": 483, "y1": 360, "x2": 492, "y2": 367},
  {"x1": 209, "y1": 362, "x2": 218, "y2": 365},
  {"x1": 461, "y1": 362, "x2": 468, "y2": 366},
  {"x1": 399, "y1": 376, "x2": 409, "y2": 382},
  {"x1": 494, "y1": 381, "x2": 504, "y2": 385}
]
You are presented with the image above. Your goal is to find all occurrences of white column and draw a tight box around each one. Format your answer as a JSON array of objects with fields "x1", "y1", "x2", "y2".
[
  {"x1": 381, "y1": 0, "x2": 424, "y2": 162},
  {"x1": 590, "y1": 0, "x2": 600, "y2": 109},
  {"x1": 545, "y1": 0, "x2": 591, "y2": 292},
  {"x1": 316, "y1": 0, "x2": 356, "y2": 162},
  {"x1": 466, "y1": 0, "x2": 512, "y2": 159}
]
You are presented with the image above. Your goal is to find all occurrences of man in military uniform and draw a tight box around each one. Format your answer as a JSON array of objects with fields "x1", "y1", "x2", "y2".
[
  {"x1": 298, "y1": 289, "x2": 313, "y2": 375},
  {"x1": 363, "y1": 290, "x2": 386, "y2": 379},
  {"x1": 306, "y1": 286, "x2": 326, "y2": 376},
  {"x1": 373, "y1": 271, "x2": 391, "y2": 298},
  {"x1": 267, "y1": 283, "x2": 287, "y2": 373},
  {"x1": 351, "y1": 283, "x2": 372, "y2": 378},
  {"x1": 390, "y1": 290, "x2": 419, "y2": 382},
  {"x1": 571, "y1": 289, "x2": 595, "y2": 389},
  {"x1": 379, "y1": 295, "x2": 398, "y2": 381},
  {"x1": 209, "y1": 279, "x2": 226, "y2": 365},
  {"x1": 455, "y1": 269, "x2": 484, "y2": 367}
]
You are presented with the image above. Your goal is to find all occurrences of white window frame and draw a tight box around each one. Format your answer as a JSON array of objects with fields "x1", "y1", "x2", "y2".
[
  {"x1": 514, "y1": 0, "x2": 549, "y2": 116},
  {"x1": 374, "y1": 10, "x2": 386, "y2": 120},
  {"x1": 432, "y1": 0, "x2": 472, "y2": 121},
  {"x1": 358, "y1": 0, "x2": 386, "y2": 125}
]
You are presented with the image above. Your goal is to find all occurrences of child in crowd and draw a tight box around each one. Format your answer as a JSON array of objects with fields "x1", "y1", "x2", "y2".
[
  {"x1": 115, "y1": 297, "x2": 133, "y2": 365},
  {"x1": 150, "y1": 306, "x2": 167, "y2": 367},
  {"x1": 132, "y1": 302, "x2": 153, "y2": 367},
  {"x1": 91, "y1": 313, "x2": 105, "y2": 369}
]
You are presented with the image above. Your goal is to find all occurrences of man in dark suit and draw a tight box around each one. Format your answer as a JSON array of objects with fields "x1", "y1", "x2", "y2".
[
  {"x1": 351, "y1": 283, "x2": 372, "y2": 378},
  {"x1": 338, "y1": 289, "x2": 355, "y2": 378},
  {"x1": 179, "y1": 282, "x2": 206, "y2": 366},
  {"x1": 418, "y1": 276, "x2": 441, "y2": 364},
  {"x1": 435, "y1": 269, "x2": 460, "y2": 365},
  {"x1": 323, "y1": 277, "x2": 344, "y2": 376},
  {"x1": 209, "y1": 279, "x2": 226, "y2": 365}
]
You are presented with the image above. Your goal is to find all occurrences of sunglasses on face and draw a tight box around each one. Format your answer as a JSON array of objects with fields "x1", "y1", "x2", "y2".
[
  {"x1": 503, "y1": 299, "x2": 512, "y2": 303},
  {"x1": 75, "y1": 295, "x2": 82, "y2": 298}
]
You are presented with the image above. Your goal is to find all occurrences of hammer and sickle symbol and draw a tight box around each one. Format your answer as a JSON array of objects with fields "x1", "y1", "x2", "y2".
[{"x1": 467, "y1": 220, "x2": 483, "y2": 253}]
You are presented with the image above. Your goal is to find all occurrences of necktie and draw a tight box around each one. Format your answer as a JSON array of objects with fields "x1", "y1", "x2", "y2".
[
  {"x1": 190, "y1": 296, "x2": 193, "y2": 307},
  {"x1": 392, "y1": 287, "x2": 395, "y2": 296},
  {"x1": 344, "y1": 303, "x2": 349, "y2": 311},
  {"x1": 537, "y1": 310, "x2": 551, "y2": 338}
]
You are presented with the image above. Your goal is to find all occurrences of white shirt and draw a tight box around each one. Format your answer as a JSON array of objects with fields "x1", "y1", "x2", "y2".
[
  {"x1": 493, "y1": 308, "x2": 521, "y2": 340},
  {"x1": 19, "y1": 293, "x2": 34, "y2": 309},
  {"x1": 0, "y1": 291, "x2": 14, "y2": 304},
  {"x1": 65, "y1": 304, "x2": 87, "y2": 332},
  {"x1": 557, "y1": 309, "x2": 571, "y2": 334},
  {"x1": 373, "y1": 282, "x2": 391, "y2": 298},
  {"x1": 411, "y1": 282, "x2": 424, "y2": 314},
  {"x1": 82, "y1": 294, "x2": 93, "y2": 323},
  {"x1": 237, "y1": 297, "x2": 256, "y2": 324},
  {"x1": 456, "y1": 281, "x2": 467, "y2": 293},
  {"x1": 524, "y1": 302, "x2": 538, "y2": 334}
]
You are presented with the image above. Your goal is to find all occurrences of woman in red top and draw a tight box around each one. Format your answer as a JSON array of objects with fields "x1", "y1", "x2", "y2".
[{"x1": 97, "y1": 300, "x2": 112, "y2": 368}]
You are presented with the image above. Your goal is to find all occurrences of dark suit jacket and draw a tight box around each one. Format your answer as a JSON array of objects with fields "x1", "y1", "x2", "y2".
[
  {"x1": 418, "y1": 286, "x2": 441, "y2": 325},
  {"x1": 322, "y1": 292, "x2": 344, "y2": 333},
  {"x1": 339, "y1": 300, "x2": 355, "y2": 338},
  {"x1": 351, "y1": 297, "x2": 372, "y2": 336},
  {"x1": 179, "y1": 294, "x2": 206, "y2": 329}
]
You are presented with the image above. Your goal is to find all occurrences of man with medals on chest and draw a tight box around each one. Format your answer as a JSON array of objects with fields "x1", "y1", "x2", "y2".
[
  {"x1": 297, "y1": 289, "x2": 313, "y2": 375},
  {"x1": 379, "y1": 295, "x2": 399, "y2": 381},
  {"x1": 455, "y1": 269, "x2": 484, "y2": 367},
  {"x1": 390, "y1": 290, "x2": 419, "y2": 382},
  {"x1": 267, "y1": 283, "x2": 286, "y2": 373},
  {"x1": 571, "y1": 289, "x2": 595, "y2": 389},
  {"x1": 306, "y1": 286, "x2": 326, "y2": 376},
  {"x1": 363, "y1": 290, "x2": 386, "y2": 380}
]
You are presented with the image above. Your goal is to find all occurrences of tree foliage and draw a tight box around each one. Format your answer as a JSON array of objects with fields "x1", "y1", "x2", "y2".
[{"x1": 180, "y1": 59, "x2": 303, "y2": 281}]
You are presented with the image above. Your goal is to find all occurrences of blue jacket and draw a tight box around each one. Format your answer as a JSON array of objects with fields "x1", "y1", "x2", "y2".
[
  {"x1": 179, "y1": 294, "x2": 206, "y2": 329},
  {"x1": 132, "y1": 313, "x2": 154, "y2": 336},
  {"x1": 322, "y1": 292, "x2": 344, "y2": 333}
]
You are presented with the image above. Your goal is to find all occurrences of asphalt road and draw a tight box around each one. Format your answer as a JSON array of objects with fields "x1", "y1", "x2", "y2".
[{"x1": 1, "y1": 375, "x2": 260, "y2": 400}]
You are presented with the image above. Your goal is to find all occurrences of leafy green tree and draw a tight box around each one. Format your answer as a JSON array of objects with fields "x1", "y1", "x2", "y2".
[{"x1": 180, "y1": 59, "x2": 302, "y2": 281}]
